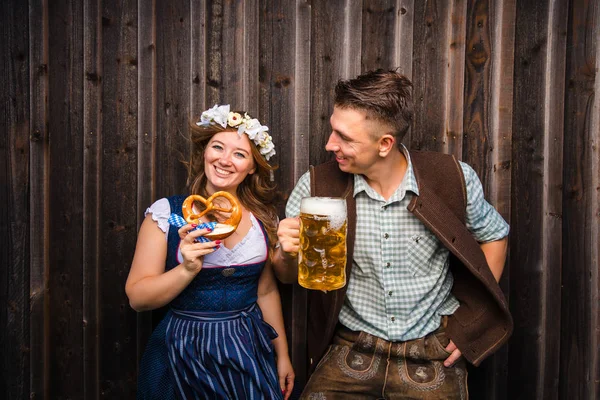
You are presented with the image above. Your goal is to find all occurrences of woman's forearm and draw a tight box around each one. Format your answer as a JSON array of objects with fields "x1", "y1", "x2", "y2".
[{"x1": 126, "y1": 264, "x2": 197, "y2": 311}]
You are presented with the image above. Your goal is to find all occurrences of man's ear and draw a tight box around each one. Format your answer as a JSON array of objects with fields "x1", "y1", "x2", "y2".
[{"x1": 378, "y1": 134, "x2": 396, "y2": 157}]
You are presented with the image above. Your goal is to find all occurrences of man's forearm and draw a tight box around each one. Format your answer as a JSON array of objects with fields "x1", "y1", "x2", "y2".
[
  {"x1": 479, "y1": 237, "x2": 508, "y2": 282},
  {"x1": 272, "y1": 246, "x2": 299, "y2": 284}
]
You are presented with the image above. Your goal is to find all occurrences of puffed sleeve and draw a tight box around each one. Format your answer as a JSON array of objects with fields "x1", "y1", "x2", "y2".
[{"x1": 144, "y1": 198, "x2": 171, "y2": 237}]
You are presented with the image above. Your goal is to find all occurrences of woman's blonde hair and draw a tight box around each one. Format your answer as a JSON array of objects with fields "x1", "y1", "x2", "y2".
[{"x1": 186, "y1": 116, "x2": 279, "y2": 255}]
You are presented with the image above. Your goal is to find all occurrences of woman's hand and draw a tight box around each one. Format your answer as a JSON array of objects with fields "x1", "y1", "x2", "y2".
[
  {"x1": 277, "y1": 355, "x2": 295, "y2": 400},
  {"x1": 178, "y1": 224, "x2": 220, "y2": 274}
]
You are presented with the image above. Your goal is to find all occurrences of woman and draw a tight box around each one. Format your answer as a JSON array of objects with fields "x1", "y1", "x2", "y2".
[{"x1": 126, "y1": 104, "x2": 294, "y2": 399}]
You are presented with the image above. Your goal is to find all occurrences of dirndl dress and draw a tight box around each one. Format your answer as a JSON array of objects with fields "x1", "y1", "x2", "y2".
[{"x1": 136, "y1": 195, "x2": 283, "y2": 400}]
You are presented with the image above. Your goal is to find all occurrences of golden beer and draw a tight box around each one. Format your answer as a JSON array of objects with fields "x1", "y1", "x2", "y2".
[{"x1": 298, "y1": 197, "x2": 347, "y2": 291}]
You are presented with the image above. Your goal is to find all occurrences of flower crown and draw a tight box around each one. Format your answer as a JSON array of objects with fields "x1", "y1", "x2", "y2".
[{"x1": 196, "y1": 104, "x2": 276, "y2": 161}]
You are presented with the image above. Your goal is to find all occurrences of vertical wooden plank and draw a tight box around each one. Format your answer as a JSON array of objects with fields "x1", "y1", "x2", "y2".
[
  {"x1": 83, "y1": 0, "x2": 101, "y2": 398},
  {"x1": 444, "y1": 0, "x2": 466, "y2": 159},
  {"x1": 593, "y1": 5, "x2": 600, "y2": 396},
  {"x1": 204, "y1": 0, "x2": 253, "y2": 108},
  {"x1": 99, "y1": 0, "x2": 138, "y2": 397},
  {"x1": 561, "y1": 0, "x2": 599, "y2": 398},
  {"x1": 538, "y1": 0, "x2": 567, "y2": 398},
  {"x1": 410, "y1": 0, "x2": 454, "y2": 152},
  {"x1": 242, "y1": 0, "x2": 260, "y2": 110},
  {"x1": 28, "y1": 0, "x2": 50, "y2": 398},
  {"x1": 258, "y1": 0, "x2": 303, "y2": 193},
  {"x1": 258, "y1": 0, "x2": 311, "y2": 392},
  {"x1": 310, "y1": 0, "x2": 361, "y2": 164},
  {"x1": 134, "y1": 0, "x2": 156, "y2": 378},
  {"x1": 361, "y1": 0, "x2": 398, "y2": 72},
  {"x1": 293, "y1": 0, "x2": 312, "y2": 181},
  {"x1": 155, "y1": 0, "x2": 190, "y2": 198},
  {"x1": 46, "y1": 0, "x2": 85, "y2": 397},
  {"x1": 0, "y1": 0, "x2": 30, "y2": 398},
  {"x1": 467, "y1": 0, "x2": 516, "y2": 399},
  {"x1": 508, "y1": 0, "x2": 564, "y2": 398},
  {"x1": 488, "y1": 0, "x2": 516, "y2": 241},
  {"x1": 394, "y1": 0, "x2": 414, "y2": 78},
  {"x1": 463, "y1": 0, "x2": 492, "y2": 173},
  {"x1": 293, "y1": 0, "x2": 312, "y2": 391},
  {"x1": 190, "y1": 0, "x2": 207, "y2": 116}
]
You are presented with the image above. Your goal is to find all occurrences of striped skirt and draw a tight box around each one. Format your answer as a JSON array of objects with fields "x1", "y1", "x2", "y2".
[{"x1": 165, "y1": 303, "x2": 283, "y2": 400}]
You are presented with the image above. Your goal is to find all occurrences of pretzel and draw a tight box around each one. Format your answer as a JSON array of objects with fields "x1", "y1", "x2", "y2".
[{"x1": 182, "y1": 191, "x2": 242, "y2": 240}]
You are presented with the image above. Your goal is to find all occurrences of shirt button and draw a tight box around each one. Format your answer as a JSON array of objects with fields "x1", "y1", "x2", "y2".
[
  {"x1": 384, "y1": 233, "x2": 389, "y2": 239},
  {"x1": 390, "y1": 316, "x2": 396, "y2": 322},
  {"x1": 388, "y1": 291, "x2": 393, "y2": 296},
  {"x1": 386, "y1": 262, "x2": 391, "y2": 268},
  {"x1": 382, "y1": 205, "x2": 387, "y2": 211}
]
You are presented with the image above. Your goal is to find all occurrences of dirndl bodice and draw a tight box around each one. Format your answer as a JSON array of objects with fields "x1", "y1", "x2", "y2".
[{"x1": 136, "y1": 195, "x2": 282, "y2": 400}]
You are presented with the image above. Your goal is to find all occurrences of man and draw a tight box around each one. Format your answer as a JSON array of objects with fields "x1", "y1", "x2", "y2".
[{"x1": 273, "y1": 69, "x2": 512, "y2": 399}]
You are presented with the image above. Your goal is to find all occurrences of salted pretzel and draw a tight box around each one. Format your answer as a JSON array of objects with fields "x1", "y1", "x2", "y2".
[{"x1": 182, "y1": 191, "x2": 242, "y2": 240}]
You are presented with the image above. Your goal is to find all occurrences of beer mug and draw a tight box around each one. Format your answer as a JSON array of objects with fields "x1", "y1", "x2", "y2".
[{"x1": 298, "y1": 197, "x2": 347, "y2": 291}]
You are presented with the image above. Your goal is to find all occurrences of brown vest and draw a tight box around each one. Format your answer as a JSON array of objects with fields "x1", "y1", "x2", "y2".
[{"x1": 305, "y1": 151, "x2": 513, "y2": 376}]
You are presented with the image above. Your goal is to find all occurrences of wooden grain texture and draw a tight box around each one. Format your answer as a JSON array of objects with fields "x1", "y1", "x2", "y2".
[
  {"x1": 28, "y1": 0, "x2": 50, "y2": 398},
  {"x1": 467, "y1": 1, "x2": 516, "y2": 398},
  {"x1": 538, "y1": 0, "x2": 568, "y2": 398},
  {"x1": 394, "y1": 0, "x2": 414, "y2": 78},
  {"x1": 83, "y1": 0, "x2": 102, "y2": 397},
  {"x1": 310, "y1": 0, "x2": 360, "y2": 165},
  {"x1": 98, "y1": 0, "x2": 138, "y2": 397},
  {"x1": 463, "y1": 0, "x2": 491, "y2": 174},
  {"x1": 46, "y1": 0, "x2": 86, "y2": 397},
  {"x1": 443, "y1": 0, "x2": 466, "y2": 160},
  {"x1": 204, "y1": 0, "x2": 256, "y2": 108},
  {"x1": 154, "y1": 0, "x2": 191, "y2": 200},
  {"x1": 0, "y1": 0, "x2": 30, "y2": 398},
  {"x1": 134, "y1": 0, "x2": 156, "y2": 375},
  {"x1": 410, "y1": 0, "x2": 454, "y2": 152},
  {"x1": 258, "y1": 1, "x2": 312, "y2": 390},
  {"x1": 190, "y1": 0, "x2": 207, "y2": 117},
  {"x1": 361, "y1": 0, "x2": 399, "y2": 72},
  {"x1": 560, "y1": 0, "x2": 599, "y2": 398},
  {"x1": 509, "y1": 0, "x2": 554, "y2": 398}
]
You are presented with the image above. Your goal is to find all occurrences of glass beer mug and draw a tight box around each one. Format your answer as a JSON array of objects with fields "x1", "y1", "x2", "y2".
[{"x1": 298, "y1": 197, "x2": 347, "y2": 291}]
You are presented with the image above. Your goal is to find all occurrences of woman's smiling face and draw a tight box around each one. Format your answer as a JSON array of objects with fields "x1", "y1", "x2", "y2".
[{"x1": 204, "y1": 130, "x2": 256, "y2": 194}]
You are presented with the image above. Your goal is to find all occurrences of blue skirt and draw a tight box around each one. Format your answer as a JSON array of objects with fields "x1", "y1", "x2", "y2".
[{"x1": 137, "y1": 303, "x2": 283, "y2": 400}]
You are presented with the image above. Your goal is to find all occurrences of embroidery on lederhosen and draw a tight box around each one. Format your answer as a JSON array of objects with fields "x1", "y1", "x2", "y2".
[
  {"x1": 396, "y1": 342, "x2": 446, "y2": 391},
  {"x1": 337, "y1": 336, "x2": 387, "y2": 380}
]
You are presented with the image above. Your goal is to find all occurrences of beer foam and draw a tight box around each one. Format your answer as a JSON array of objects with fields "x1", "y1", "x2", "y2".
[{"x1": 301, "y1": 197, "x2": 346, "y2": 230}]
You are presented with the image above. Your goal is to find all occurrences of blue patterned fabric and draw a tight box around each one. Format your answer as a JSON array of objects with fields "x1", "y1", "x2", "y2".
[
  {"x1": 167, "y1": 213, "x2": 217, "y2": 243},
  {"x1": 136, "y1": 195, "x2": 282, "y2": 400}
]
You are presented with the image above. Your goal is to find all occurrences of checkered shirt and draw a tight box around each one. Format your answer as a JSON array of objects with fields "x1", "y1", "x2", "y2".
[{"x1": 285, "y1": 148, "x2": 510, "y2": 341}]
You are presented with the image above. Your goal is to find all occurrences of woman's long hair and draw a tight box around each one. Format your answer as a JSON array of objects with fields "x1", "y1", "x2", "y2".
[{"x1": 186, "y1": 119, "x2": 279, "y2": 256}]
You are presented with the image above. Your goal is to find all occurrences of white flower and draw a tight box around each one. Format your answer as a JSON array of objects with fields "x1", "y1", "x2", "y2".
[
  {"x1": 199, "y1": 104, "x2": 230, "y2": 128},
  {"x1": 197, "y1": 104, "x2": 276, "y2": 161},
  {"x1": 228, "y1": 112, "x2": 243, "y2": 127}
]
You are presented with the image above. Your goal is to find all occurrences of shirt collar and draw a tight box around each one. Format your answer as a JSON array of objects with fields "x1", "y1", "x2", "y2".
[{"x1": 352, "y1": 144, "x2": 420, "y2": 199}]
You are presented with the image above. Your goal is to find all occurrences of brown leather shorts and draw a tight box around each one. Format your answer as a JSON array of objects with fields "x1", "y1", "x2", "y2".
[{"x1": 300, "y1": 319, "x2": 468, "y2": 399}]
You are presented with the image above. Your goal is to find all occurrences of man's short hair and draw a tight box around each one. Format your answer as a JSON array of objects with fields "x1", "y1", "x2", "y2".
[{"x1": 334, "y1": 69, "x2": 413, "y2": 143}]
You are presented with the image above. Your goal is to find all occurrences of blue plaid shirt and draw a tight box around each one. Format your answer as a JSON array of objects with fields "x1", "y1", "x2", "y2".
[{"x1": 285, "y1": 147, "x2": 509, "y2": 341}]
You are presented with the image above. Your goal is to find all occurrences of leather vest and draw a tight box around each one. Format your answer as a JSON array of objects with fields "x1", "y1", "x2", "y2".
[{"x1": 304, "y1": 151, "x2": 513, "y2": 377}]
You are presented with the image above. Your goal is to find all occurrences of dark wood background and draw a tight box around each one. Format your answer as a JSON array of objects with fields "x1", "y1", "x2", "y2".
[{"x1": 1, "y1": 0, "x2": 599, "y2": 399}]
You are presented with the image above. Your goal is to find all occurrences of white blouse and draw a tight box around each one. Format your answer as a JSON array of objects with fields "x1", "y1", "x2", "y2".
[{"x1": 145, "y1": 198, "x2": 268, "y2": 268}]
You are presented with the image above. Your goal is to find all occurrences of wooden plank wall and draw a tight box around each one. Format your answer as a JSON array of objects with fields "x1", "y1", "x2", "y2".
[{"x1": 1, "y1": 0, "x2": 598, "y2": 399}]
